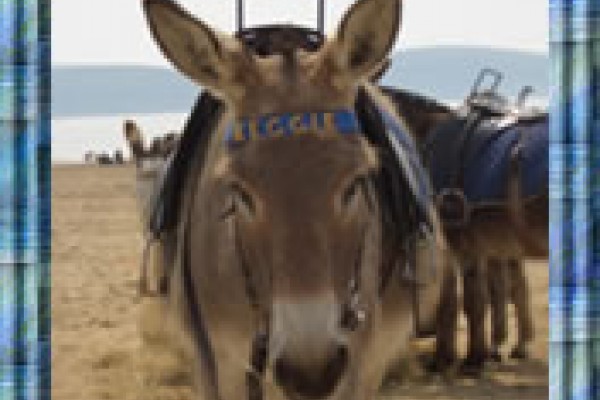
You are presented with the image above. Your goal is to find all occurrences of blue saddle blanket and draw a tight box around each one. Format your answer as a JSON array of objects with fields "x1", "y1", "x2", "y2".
[{"x1": 427, "y1": 116, "x2": 548, "y2": 203}]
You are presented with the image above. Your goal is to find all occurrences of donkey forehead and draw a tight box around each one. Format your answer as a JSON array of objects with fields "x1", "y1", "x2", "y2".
[
  {"x1": 236, "y1": 50, "x2": 354, "y2": 113},
  {"x1": 222, "y1": 136, "x2": 376, "y2": 194}
]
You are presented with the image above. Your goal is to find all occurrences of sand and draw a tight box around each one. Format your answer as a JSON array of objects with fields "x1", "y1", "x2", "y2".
[{"x1": 51, "y1": 164, "x2": 548, "y2": 400}]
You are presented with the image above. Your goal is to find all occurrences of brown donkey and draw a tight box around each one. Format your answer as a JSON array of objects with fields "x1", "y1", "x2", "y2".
[
  {"x1": 385, "y1": 88, "x2": 547, "y2": 371},
  {"x1": 124, "y1": 120, "x2": 180, "y2": 222},
  {"x1": 140, "y1": 0, "x2": 458, "y2": 399},
  {"x1": 124, "y1": 120, "x2": 182, "y2": 298}
]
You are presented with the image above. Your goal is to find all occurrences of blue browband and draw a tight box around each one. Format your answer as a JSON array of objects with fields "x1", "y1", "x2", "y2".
[
  {"x1": 224, "y1": 110, "x2": 360, "y2": 147},
  {"x1": 223, "y1": 106, "x2": 435, "y2": 228}
]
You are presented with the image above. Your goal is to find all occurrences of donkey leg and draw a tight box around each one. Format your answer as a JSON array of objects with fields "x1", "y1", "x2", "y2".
[
  {"x1": 487, "y1": 258, "x2": 508, "y2": 362},
  {"x1": 508, "y1": 259, "x2": 534, "y2": 359},
  {"x1": 461, "y1": 259, "x2": 488, "y2": 374},
  {"x1": 431, "y1": 259, "x2": 459, "y2": 372}
]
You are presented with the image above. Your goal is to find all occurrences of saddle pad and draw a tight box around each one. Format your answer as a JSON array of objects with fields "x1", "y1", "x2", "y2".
[{"x1": 427, "y1": 116, "x2": 548, "y2": 203}]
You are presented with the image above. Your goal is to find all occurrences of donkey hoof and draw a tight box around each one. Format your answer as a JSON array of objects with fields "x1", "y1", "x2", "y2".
[
  {"x1": 421, "y1": 354, "x2": 456, "y2": 374},
  {"x1": 458, "y1": 356, "x2": 486, "y2": 377},
  {"x1": 509, "y1": 347, "x2": 529, "y2": 360},
  {"x1": 488, "y1": 350, "x2": 502, "y2": 363}
]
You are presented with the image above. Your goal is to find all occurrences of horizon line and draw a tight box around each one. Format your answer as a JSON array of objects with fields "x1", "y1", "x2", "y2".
[{"x1": 51, "y1": 44, "x2": 549, "y2": 68}]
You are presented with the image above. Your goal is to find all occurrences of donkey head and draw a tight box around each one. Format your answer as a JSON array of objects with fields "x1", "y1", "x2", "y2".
[{"x1": 144, "y1": 1, "x2": 426, "y2": 399}]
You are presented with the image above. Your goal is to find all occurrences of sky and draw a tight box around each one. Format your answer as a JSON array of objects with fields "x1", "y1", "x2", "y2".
[{"x1": 52, "y1": 0, "x2": 549, "y2": 66}]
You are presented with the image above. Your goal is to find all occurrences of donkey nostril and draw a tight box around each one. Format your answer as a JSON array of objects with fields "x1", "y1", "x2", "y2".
[
  {"x1": 274, "y1": 344, "x2": 348, "y2": 399},
  {"x1": 341, "y1": 305, "x2": 359, "y2": 331}
]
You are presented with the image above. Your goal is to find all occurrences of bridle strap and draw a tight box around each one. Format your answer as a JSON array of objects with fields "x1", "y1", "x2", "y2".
[
  {"x1": 234, "y1": 220, "x2": 262, "y2": 311},
  {"x1": 141, "y1": 96, "x2": 439, "y2": 398},
  {"x1": 233, "y1": 221, "x2": 269, "y2": 400},
  {"x1": 180, "y1": 170, "x2": 268, "y2": 400},
  {"x1": 247, "y1": 333, "x2": 268, "y2": 400}
]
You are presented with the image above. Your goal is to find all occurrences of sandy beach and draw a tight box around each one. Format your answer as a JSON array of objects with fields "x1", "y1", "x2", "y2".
[{"x1": 51, "y1": 164, "x2": 548, "y2": 400}]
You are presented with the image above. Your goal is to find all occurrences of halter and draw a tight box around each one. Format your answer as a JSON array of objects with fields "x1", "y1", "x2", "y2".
[
  {"x1": 138, "y1": 98, "x2": 440, "y2": 400},
  {"x1": 218, "y1": 105, "x2": 440, "y2": 398}
]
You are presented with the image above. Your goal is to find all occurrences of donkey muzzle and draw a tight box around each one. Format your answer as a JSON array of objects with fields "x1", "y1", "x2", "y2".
[{"x1": 271, "y1": 299, "x2": 349, "y2": 399}]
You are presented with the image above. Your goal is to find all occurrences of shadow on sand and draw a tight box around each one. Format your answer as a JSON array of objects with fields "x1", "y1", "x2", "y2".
[{"x1": 381, "y1": 357, "x2": 548, "y2": 400}]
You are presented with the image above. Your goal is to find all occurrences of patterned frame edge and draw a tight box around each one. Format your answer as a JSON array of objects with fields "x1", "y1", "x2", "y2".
[
  {"x1": 0, "y1": 0, "x2": 51, "y2": 399},
  {"x1": 0, "y1": 0, "x2": 598, "y2": 399},
  {"x1": 549, "y1": 0, "x2": 599, "y2": 399}
]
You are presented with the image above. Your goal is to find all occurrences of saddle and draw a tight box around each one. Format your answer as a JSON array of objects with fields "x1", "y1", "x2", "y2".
[
  {"x1": 423, "y1": 68, "x2": 549, "y2": 227},
  {"x1": 426, "y1": 114, "x2": 548, "y2": 202}
]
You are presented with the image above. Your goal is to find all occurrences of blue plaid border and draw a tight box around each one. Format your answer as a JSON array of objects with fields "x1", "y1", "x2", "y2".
[
  {"x1": 549, "y1": 0, "x2": 599, "y2": 399},
  {"x1": 0, "y1": 0, "x2": 50, "y2": 399},
  {"x1": 0, "y1": 0, "x2": 597, "y2": 398}
]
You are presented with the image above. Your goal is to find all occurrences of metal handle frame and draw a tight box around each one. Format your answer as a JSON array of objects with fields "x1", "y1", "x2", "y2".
[
  {"x1": 236, "y1": 0, "x2": 325, "y2": 34},
  {"x1": 469, "y1": 67, "x2": 504, "y2": 98}
]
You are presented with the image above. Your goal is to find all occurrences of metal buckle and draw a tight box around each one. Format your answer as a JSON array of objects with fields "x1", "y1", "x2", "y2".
[
  {"x1": 138, "y1": 236, "x2": 168, "y2": 298},
  {"x1": 436, "y1": 188, "x2": 471, "y2": 228},
  {"x1": 410, "y1": 224, "x2": 441, "y2": 339},
  {"x1": 403, "y1": 224, "x2": 438, "y2": 286}
]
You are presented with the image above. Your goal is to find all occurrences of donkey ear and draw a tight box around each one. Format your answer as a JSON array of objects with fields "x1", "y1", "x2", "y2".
[
  {"x1": 124, "y1": 120, "x2": 145, "y2": 158},
  {"x1": 143, "y1": 0, "x2": 248, "y2": 96},
  {"x1": 332, "y1": 0, "x2": 401, "y2": 79}
]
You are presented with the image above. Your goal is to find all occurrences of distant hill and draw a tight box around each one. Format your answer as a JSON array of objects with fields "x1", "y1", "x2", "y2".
[
  {"x1": 52, "y1": 65, "x2": 200, "y2": 117},
  {"x1": 380, "y1": 47, "x2": 548, "y2": 101},
  {"x1": 53, "y1": 47, "x2": 548, "y2": 117}
]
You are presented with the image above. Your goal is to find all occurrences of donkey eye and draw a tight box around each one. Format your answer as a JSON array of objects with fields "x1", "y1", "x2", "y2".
[
  {"x1": 342, "y1": 176, "x2": 366, "y2": 208},
  {"x1": 220, "y1": 197, "x2": 236, "y2": 220},
  {"x1": 221, "y1": 183, "x2": 255, "y2": 220}
]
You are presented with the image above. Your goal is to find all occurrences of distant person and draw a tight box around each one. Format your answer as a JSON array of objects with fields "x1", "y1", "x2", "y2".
[
  {"x1": 114, "y1": 150, "x2": 124, "y2": 164},
  {"x1": 97, "y1": 152, "x2": 112, "y2": 165},
  {"x1": 84, "y1": 151, "x2": 95, "y2": 164}
]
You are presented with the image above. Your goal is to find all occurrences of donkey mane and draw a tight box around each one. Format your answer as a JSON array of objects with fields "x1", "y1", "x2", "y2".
[
  {"x1": 381, "y1": 87, "x2": 456, "y2": 144},
  {"x1": 148, "y1": 93, "x2": 224, "y2": 234},
  {"x1": 382, "y1": 87, "x2": 454, "y2": 115}
]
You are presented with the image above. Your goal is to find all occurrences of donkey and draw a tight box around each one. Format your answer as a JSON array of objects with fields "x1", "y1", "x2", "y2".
[
  {"x1": 124, "y1": 120, "x2": 184, "y2": 301},
  {"x1": 384, "y1": 88, "x2": 547, "y2": 371},
  {"x1": 124, "y1": 119, "x2": 181, "y2": 220},
  {"x1": 140, "y1": 0, "x2": 458, "y2": 399}
]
